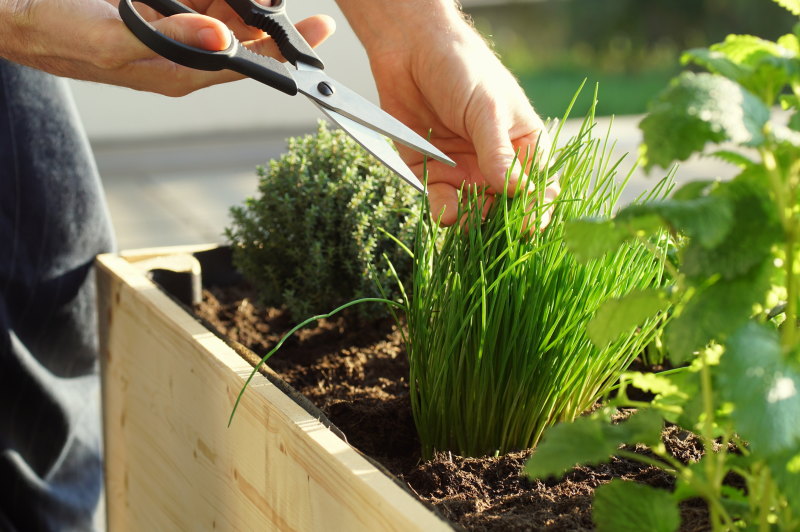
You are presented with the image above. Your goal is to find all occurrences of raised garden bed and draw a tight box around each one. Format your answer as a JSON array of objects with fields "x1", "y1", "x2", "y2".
[
  {"x1": 97, "y1": 244, "x2": 709, "y2": 530},
  {"x1": 96, "y1": 244, "x2": 450, "y2": 531}
]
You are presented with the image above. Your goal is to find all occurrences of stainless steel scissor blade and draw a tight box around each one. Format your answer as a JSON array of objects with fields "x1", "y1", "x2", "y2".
[
  {"x1": 293, "y1": 62, "x2": 455, "y2": 169},
  {"x1": 313, "y1": 102, "x2": 426, "y2": 193}
]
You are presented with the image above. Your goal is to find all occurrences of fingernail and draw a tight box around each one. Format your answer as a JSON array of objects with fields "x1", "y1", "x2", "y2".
[{"x1": 198, "y1": 27, "x2": 229, "y2": 51}]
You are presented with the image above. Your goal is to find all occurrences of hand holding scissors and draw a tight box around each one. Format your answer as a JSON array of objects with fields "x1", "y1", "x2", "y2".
[{"x1": 118, "y1": 0, "x2": 456, "y2": 191}]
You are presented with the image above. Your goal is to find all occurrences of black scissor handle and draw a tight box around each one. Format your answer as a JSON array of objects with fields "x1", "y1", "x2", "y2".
[
  {"x1": 119, "y1": 0, "x2": 298, "y2": 95},
  {"x1": 225, "y1": 0, "x2": 324, "y2": 70}
]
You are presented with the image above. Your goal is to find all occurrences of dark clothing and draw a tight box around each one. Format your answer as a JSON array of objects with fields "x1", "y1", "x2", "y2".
[{"x1": 0, "y1": 59, "x2": 115, "y2": 531}]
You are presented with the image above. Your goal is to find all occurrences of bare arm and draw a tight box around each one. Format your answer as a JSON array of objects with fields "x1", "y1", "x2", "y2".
[
  {"x1": 335, "y1": 0, "x2": 557, "y2": 225},
  {"x1": 0, "y1": 0, "x2": 334, "y2": 96}
]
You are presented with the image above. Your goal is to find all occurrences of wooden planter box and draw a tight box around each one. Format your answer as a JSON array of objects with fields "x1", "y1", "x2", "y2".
[{"x1": 96, "y1": 245, "x2": 449, "y2": 531}]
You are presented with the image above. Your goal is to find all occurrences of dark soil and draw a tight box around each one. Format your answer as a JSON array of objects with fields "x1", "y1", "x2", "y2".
[{"x1": 195, "y1": 284, "x2": 710, "y2": 531}]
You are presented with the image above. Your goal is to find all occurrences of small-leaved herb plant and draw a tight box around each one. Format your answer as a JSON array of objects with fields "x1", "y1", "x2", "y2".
[
  {"x1": 525, "y1": 1, "x2": 800, "y2": 530},
  {"x1": 225, "y1": 121, "x2": 418, "y2": 321}
]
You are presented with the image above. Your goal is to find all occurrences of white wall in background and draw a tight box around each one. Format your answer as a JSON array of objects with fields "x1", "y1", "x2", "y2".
[{"x1": 69, "y1": 0, "x2": 376, "y2": 141}]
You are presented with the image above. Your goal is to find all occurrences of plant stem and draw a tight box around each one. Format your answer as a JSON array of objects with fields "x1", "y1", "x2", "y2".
[
  {"x1": 756, "y1": 463, "x2": 773, "y2": 532},
  {"x1": 785, "y1": 225, "x2": 798, "y2": 350},
  {"x1": 699, "y1": 357, "x2": 726, "y2": 531},
  {"x1": 762, "y1": 146, "x2": 799, "y2": 351}
]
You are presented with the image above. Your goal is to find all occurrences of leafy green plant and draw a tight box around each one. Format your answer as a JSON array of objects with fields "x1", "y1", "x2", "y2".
[
  {"x1": 526, "y1": 2, "x2": 800, "y2": 529},
  {"x1": 229, "y1": 94, "x2": 673, "y2": 458},
  {"x1": 225, "y1": 121, "x2": 418, "y2": 321},
  {"x1": 401, "y1": 95, "x2": 672, "y2": 459}
]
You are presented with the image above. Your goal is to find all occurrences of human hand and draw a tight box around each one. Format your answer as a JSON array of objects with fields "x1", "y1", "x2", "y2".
[
  {"x1": 337, "y1": 0, "x2": 559, "y2": 227},
  {"x1": 0, "y1": 0, "x2": 335, "y2": 96}
]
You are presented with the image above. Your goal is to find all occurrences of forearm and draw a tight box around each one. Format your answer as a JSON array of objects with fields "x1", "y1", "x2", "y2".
[{"x1": 334, "y1": 0, "x2": 481, "y2": 57}]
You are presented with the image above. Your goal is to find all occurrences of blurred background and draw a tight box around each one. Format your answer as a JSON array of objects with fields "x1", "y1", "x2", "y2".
[
  {"x1": 468, "y1": 0, "x2": 794, "y2": 119},
  {"x1": 72, "y1": 0, "x2": 795, "y2": 249}
]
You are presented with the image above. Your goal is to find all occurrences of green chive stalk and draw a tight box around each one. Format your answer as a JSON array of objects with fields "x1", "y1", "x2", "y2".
[{"x1": 403, "y1": 105, "x2": 671, "y2": 458}]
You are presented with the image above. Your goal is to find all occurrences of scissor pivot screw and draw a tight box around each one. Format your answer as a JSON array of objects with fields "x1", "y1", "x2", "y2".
[{"x1": 317, "y1": 82, "x2": 335, "y2": 96}]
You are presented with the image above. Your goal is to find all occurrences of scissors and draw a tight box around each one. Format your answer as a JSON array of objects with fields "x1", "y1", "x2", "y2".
[{"x1": 118, "y1": 0, "x2": 456, "y2": 192}]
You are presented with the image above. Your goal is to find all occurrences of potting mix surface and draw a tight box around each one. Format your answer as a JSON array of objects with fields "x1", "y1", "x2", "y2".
[{"x1": 195, "y1": 284, "x2": 711, "y2": 531}]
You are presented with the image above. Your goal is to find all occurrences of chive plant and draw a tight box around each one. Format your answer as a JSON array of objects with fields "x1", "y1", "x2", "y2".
[
  {"x1": 402, "y1": 103, "x2": 672, "y2": 458},
  {"x1": 230, "y1": 94, "x2": 673, "y2": 459}
]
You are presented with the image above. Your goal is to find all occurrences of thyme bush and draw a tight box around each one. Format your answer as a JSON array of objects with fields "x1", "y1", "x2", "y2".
[
  {"x1": 403, "y1": 100, "x2": 672, "y2": 458},
  {"x1": 225, "y1": 121, "x2": 418, "y2": 321}
]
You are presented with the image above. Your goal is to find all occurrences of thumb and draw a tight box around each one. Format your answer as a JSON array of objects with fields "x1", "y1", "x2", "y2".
[{"x1": 150, "y1": 13, "x2": 232, "y2": 51}]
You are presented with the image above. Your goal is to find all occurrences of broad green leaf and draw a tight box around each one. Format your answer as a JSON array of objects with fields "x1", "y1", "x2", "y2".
[
  {"x1": 593, "y1": 480, "x2": 680, "y2": 532},
  {"x1": 588, "y1": 289, "x2": 670, "y2": 347},
  {"x1": 665, "y1": 261, "x2": 773, "y2": 364},
  {"x1": 524, "y1": 409, "x2": 663, "y2": 479},
  {"x1": 774, "y1": 0, "x2": 800, "y2": 16},
  {"x1": 681, "y1": 170, "x2": 782, "y2": 280},
  {"x1": 708, "y1": 34, "x2": 799, "y2": 103},
  {"x1": 619, "y1": 195, "x2": 734, "y2": 249},
  {"x1": 713, "y1": 34, "x2": 787, "y2": 65},
  {"x1": 718, "y1": 322, "x2": 800, "y2": 454},
  {"x1": 564, "y1": 214, "x2": 664, "y2": 262},
  {"x1": 564, "y1": 218, "x2": 627, "y2": 262},
  {"x1": 639, "y1": 73, "x2": 771, "y2": 170},
  {"x1": 681, "y1": 48, "x2": 748, "y2": 81}
]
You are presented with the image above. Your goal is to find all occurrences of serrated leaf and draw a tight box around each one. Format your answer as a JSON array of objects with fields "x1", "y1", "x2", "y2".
[
  {"x1": 718, "y1": 322, "x2": 800, "y2": 454},
  {"x1": 774, "y1": 0, "x2": 800, "y2": 16},
  {"x1": 640, "y1": 72, "x2": 771, "y2": 170},
  {"x1": 620, "y1": 371, "x2": 696, "y2": 423},
  {"x1": 709, "y1": 150, "x2": 757, "y2": 168},
  {"x1": 593, "y1": 480, "x2": 680, "y2": 532},
  {"x1": 670, "y1": 180, "x2": 717, "y2": 201},
  {"x1": 588, "y1": 289, "x2": 670, "y2": 347},
  {"x1": 665, "y1": 261, "x2": 772, "y2": 363},
  {"x1": 624, "y1": 371, "x2": 681, "y2": 397},
  {"x1": 524, "y1": 410, "x2": 664, "y2": 479},
  {"x1": 719, "y1": 485, "x2": 751, "y2": 518}
]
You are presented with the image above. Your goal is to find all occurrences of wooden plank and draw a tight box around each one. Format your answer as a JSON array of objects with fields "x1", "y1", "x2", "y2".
[{"x1": 96, "y1": 250, "x2": 449, "y2": 531}]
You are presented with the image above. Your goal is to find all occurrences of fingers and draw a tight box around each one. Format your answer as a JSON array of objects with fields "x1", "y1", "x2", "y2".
[
  {"x1": 125, "y1": 13, "x2": 334, "y2": 61},
  {"x1": 150, "y1": 13, "x2": 231, "y2": 51},
  {"x1": 89, "y1": 13, "x2": 334, "y2": 95},
  {"x1": 471, "y1": 109, "x2": 521, "y2": 195},
  {"x1": 428, "y1": 183, "x2": 460, "y2": 226}
]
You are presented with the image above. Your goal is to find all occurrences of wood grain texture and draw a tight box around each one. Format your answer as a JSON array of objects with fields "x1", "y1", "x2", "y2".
[{"x1": 96, "y1": 249, "x2": 449, "y2": 531}]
